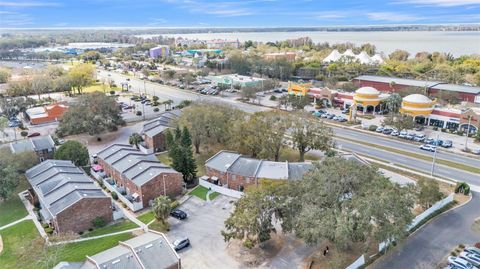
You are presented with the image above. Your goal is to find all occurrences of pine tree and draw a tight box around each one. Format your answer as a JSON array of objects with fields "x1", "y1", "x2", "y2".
[{"x1": 165, "y1": 127, "x2": 197, "y2": 183}]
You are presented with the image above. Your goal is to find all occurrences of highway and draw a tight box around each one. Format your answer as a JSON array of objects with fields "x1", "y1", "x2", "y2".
[{"x1": 99, "y1": 70, "x2": 480, "y2": 187}]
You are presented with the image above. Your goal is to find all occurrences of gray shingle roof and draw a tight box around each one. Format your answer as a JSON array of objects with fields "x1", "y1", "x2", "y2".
[
  {"x1": 205, "y1": 151, "x2": 242, "y2": 172},
  {"x1": 25, "y1": 160, "x2": 107, "y2": 220},
  {"x1": 355, "y1": 75, "x2": 480, "y2": 94},
  {"x1": 10, "y1": 135, "x2": 55, "y2": 154},
  {"x1": 79, "y1": 232, "x2": 179, "y2": 269},
  {"x1": 97, "y1": 144, "x2": 179, "y2": 187},
  {"x1": 228, "y1": 157, "x2": 262, "y2": 177},
  {"x1": 140, "y1": 110, "x2": 183, "y2": 137},
  {"x1": 10, "y1": 139, "x2": 34, "y2": 153}
]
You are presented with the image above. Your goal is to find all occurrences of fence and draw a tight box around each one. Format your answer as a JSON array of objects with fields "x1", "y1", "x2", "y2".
[
  {"x1": 199, "y1": 179, "x2": 243, "y2": 199},
  {"x1": 102, "y1": 178, "x2": 144, "y2": 212},
  {"x1": 346, "y1": 193, "x2": 455, "y2": 269}
]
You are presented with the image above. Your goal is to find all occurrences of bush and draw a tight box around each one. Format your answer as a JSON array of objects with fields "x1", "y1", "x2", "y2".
[
  {"x1": 42, "y1": 223, "x2": 50, "y2": 228},
  {"x1": 152, "y1": 96, "x2": 159, "y2": 102},
  {"x1": 269, "y1": 95, "x2": 277, "y2": 101},
  {"x1": 243, "y1": 239, "x2": 254, "y2": 249},
  {"x1": 433, "y1": 127, "x2": 438, "y2": 131},
  {"x1": 78, "y1": 231, "x2": 84, "y2": 235},
  {"x1": 136, "y1": 111, "x2": 142, "y2": 116},
  {"x1": 153, "y1": 108, "x2": 160, "y2": 112},
  {"x1": 45, "y1": 227, "x2": 54, "y2": 235},
  {"x1": 459, "y1": 244, "x2": 465, "y2": 249},
  {"x1": 111, "y1": 192, "x2": 118, "y2": 200},
  {"x1": 171, "y1": 200, "x2": 179, "y2": 209},
  {"x1": 451, "y1": 251, "x2": 457, "y2": 256},
  {"x1": 92, "y1": 216, "x2": 106, "y2": 228},
  {"x1": 20, "y1": 130, "x2": 29, "y2": 137},
  {"x1": 109, "y1": 90, "x2": 115, "y2": 95},
  {"x1": 457, "y1": 130, "x2": 464, "y2": 136},
  {"x1": 368, "y1": 125, "x2": 378, "y2": 131},
  {"x1": 152, "y1": 101, "x2": 159, "y2": 106},
  {"x1": 455, "y1": 182, "x2": 470, "y2": 195},
  {"x1": 441, "y1": 128, "x2": 446, "y2": 132},
  {"x1": 88, "y1": 228, "x2": 93, "y2": 232}
]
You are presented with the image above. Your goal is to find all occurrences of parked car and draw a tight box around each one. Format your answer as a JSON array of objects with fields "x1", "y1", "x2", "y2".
[
  {"x1": 399, "y1": 130, "x2": 408, "y2": 138},
  {"x1": 327, "y1": 114, "x2": 335, "y2": 119},
  {"x1": 420, "y1": 144, "x2": 437, "y2": 152},
  {"x1": 433, "y1": 140, "x2": 444, "y2": 146},
  {"x1": 255, "y1": 91, "x2": 265, "y2": 97},
  {"x1": 426, "y1": 138, "x2": 435, "y2": 145},
  {"x1": 466, "y1": 247, "x2": 480, "y2": 256},
  {"x1": 459, "y1": 251, "x2": 480, "y2": 267},
  {"x1": 391, "y1": 130, "x2": 399, "y2": 136},
  {"x1": 413, "y1": 134, "x2": 426, "y2": 142},
  {"x1": 382, "y1": 128, "x2": 393, "y2": 135},
  {"x1": 27, "y1": 132, "x2": 41, "y2": 138},
  {"x1": 333, "y1": 116, "x2": 340, "y2": 121},
  {"x1": 376, "y1": 126, "x2": 384, "y2": 133},
  {"x1": 170, "y1": 209, "x2": 187, "y2": 220},
  {"x1": 415, "y1": 126, "x2": 424, "y2": 131},
  {"x1": 341, "y1": 108, "x2": 350, "y2": 114},
  {"x1": 312, "y1": 111, "x2": 324, "y2": 117},
  {"x1": 472, "y1": 149, "x2": 480, "y2": 155},
  {"x1": 173, "y1": 237, "x2": 190, "y2": 251},
  {"x1": 406, "y1": 133, "x2": 416, "y2": 140},
  {"x1": 442, "y1": 140, "x2": 453, "y2": 148},
  {"x1": 337, "y1": 117, "x2": 347, "y2": 122},
  {"x1": 448, "y1": 256, "x2": 476, "y2": 269},
  {"x1": 273, "y1": 88, "x2": 282, "y2": 93},
  {"x1": 320, "y1": 113, "x2": 328, "y2": 118}
]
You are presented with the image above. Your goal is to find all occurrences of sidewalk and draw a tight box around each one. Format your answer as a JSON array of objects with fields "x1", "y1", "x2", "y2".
[
  {"x1": 0, "y1": 216, "x2": 32, "y2": 231},
  {"x1": 18, "y1": 190, "x2": 48, "y2": 238}
]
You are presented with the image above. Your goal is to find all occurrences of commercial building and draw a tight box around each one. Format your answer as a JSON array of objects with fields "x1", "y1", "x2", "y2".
[
  {"x1": 140, "y1": 110, "x2": 182, "y2": 153},
  {"x1": 55, "y1": 231, "x2": 181, "y2": 269},
  {"x1": 208, "y1": 74, "x2": 265, "y2": 88},
  {"x1": 96, "y1": 144, "x2": 183, "y2": 211},
  {"x1": 354, "y1": 75, "x2": 480, "y2": 103},
  {"x1": 25, "y1": 103, "x2": 68, "y2": 125},
  {"x1": 204, "y1": 150, "x2": 312, "y2": 191},
  {"x1": 149, "y1": 45, "x2": 170, "y2": 59},
  {"x1": 25, "y1": 160, "x2": 112, "y2": 234},
  {"x1": 10, "y1": 135, "x2": 56, "y2": 161}
]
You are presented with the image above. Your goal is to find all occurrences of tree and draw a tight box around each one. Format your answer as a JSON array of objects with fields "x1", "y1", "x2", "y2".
[
  {"x1": 0, "y1": 165, "x2": 19, "y2": 200},
  {"x1": 383, "y1": 113, "x2": 415, "y2": 131},
  {"x1": 129, "y1": 133, "x2": 143, "y2": 149},
  {"x1": 288, "y1": 158, "x2": 415, "y2": 251},
  {"x1": 389, "y1": 50, "x2": 410, "y2": 61},
  {"x1": 68, "y1": 63, "x2": 95, "y2": 94},
  {"x1": 0, "y1": 67, "x2": 11, "y2": 83},
  {"x1": 416, "y1": 178, "x2": 444, "y2": 210},
  {"x1": 163, "y1": 70, "x2": 176, "y2": 80},
  {"x1": 241, "y1": 86, "x2": 257, "y2": 102},
  {"x1": 166, "y1": 127, "x2": 197, "y2": 183},
  {"x1": 56, "y1": 92, "x2": 125, "y2": 137},
  {"x1": 0, "y1": 116, "x2": 7, "y2": 139},
  {"x1": 288, "y1": 95, "x2": 310, "y2": 110},
  {"x1": 31, "y1": 74, "x2": 51, "y2": 100},
  {"x1": 385, "y1": 93, "x2": 402, "y2": 113},
  {"x1": 259, "y1": 112, "x2": 291, "y2": 161},
  {"x1": 163, "y1": 99, "x2": 174, "y2": 110},
  {"x1": 81, "y1": 51, "x2": 102, "y2": 62},
  {"x1": 54, "y1": 141, "x2": 89, "y2": 167},
  {"x1": 291, "y1": 112, "x2": 333, "y2": 161},
  {"x1": 153, "y1": 195, "x2": 172, "y2": 226}
]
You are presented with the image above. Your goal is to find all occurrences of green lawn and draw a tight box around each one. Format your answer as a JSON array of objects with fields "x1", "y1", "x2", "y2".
[
  {"x1": 82, "y1": 83, "x2": 121, "y2": 94},
  {"x1": 0, "y1": 220, "x2": 40, "y2": 269},
  {"x1": 0, "y1": 196, "x2": 28, "y2": 227},
  {"x1": 80, "y1": 220, "x2": 138, "y2": 238},
  {"x1": 53, "y1": 233, "x2": 134, "y2": 263},
  {"x1": 189, "y1": 185, "x2": 219, "y2": 201},
  {"x1": 148, "y1": 220, "x2": 169, "y2": 233},
  {"x1": 137, "y1": 211, "x2": 156, "y2": 224}
]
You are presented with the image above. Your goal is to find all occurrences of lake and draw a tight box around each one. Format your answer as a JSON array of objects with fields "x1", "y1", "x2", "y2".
[{"x1": 138, "y1": 31, "x2": 480, "y2": 57}]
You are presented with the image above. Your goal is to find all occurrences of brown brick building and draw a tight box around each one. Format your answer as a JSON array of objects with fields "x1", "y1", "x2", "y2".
[
  {"x1": 97, "y1": 144, "x2": 183, "y2": 210},
  {"x1": 140, "y1": 110, "x2": 182, "y2": 153},
  {"x1": 25, "y1": 160, "x2": 113, "y2": 234}
]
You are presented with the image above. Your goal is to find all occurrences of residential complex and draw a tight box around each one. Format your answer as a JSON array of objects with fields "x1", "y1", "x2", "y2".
[
  {"x1": 10, "y1": 135, "x2": 56, "y2": 161},
  {"x1": 149, "y1": 45, "x2": 170, "y2": 59},
  {"x1": 96, "y1": 144, "x2": 183, "y2": 211},
  {"x1": 56, "y1": 231, "x2": 181, "y2": 269},
  {"x1": 25, "y1": 160, "x2": 113, "y2": 234},
  {"x1": 140, "y1": 110, "x2": 182, "y2": 153}
]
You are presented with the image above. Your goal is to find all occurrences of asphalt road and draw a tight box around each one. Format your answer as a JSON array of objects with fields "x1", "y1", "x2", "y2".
[
  {"x1": 333, "y1": 139, "x2": 480, "y2": 189},
  {"x1": 371, "y1": 193, "x2": 480, "y2": 269}
]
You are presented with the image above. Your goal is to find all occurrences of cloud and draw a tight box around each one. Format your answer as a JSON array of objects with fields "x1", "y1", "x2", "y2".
[
  {"x1": 367, "y1": 12, "x2": 422, "y2": 22},
  {"x1": 163, "y1": 0, "x2": 260, "y2": 17},
  {"x1": 0, "y1": 1, "x2": 60, "y2": 7},
  {"x1": 392, "y1": 0, "x2": 480, "y2": 7},
  {"x1": 0, "y1": 12, "x2": 34, "y2": 26}
]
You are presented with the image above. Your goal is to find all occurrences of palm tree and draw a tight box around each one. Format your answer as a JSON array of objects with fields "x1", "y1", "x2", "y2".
[
  {"x1": 153, "y1": 195, "x2": 172, "y2": 226},
  {"x1": 163, "y1": 99, "x2": 174, "y2": 111},
  {"x1": 128, "y1": 133, "x2": 143, "y2": 149}
]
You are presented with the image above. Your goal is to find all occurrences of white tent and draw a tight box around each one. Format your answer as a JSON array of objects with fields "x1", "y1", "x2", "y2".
[
  {"x1": 356, "y1": 51, "x2": 372, "y2": 64},
  {"x1": 343, "y1": 49, "x2": 356, "y2": 57},
  {"x1": 323, "y1": 49, "x2": 342, "y2": 63},
  {"x1": 371, "y1": 54, "x2": 385, "y2": 64}
]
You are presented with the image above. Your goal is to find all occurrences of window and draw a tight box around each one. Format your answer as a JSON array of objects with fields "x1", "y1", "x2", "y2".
[{"x1": 231, "y1": 175, "x2": 236, "y2": 181}]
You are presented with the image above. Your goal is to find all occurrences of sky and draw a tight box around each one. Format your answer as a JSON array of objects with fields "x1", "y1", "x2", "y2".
[{"x1": 0, "y1": 0, "x2": 480, "y2": 28}]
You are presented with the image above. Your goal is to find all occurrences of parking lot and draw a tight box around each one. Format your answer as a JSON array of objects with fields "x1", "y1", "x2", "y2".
[{"x1": 166, "y1": 195, "x2": 244, "y2": 269}]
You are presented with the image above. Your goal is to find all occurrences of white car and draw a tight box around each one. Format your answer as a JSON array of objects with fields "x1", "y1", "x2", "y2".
[
  {"x1": 466, "y1": 247, "x2": 480, "y2": 256},
  {"x1": 448, "y1": 256, "x2": 476, "y2": 269},
  {"x1": 460, "y1": 251, "x2": 480, "y2": 267},
  {"x1": 399, "y1": 130, "x2": 408, "y2": 138},
  {"x1": 391, "y1": 130, "x2": 399, "y2": 136},
  {"x1": 420, "y1": 144, "x2": 437, "y2": 152}
]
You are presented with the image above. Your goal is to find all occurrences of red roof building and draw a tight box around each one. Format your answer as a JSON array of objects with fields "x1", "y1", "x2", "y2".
[{"x1": 26, "y1": 103, "x2": 68, "y2": 125}]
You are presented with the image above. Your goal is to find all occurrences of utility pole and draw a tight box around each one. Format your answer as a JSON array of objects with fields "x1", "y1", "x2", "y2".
[
  {"x1": 465, "y1": 115, "x2": 472, "y2": 151},
  {"x1": 144, "y1": 80, "x2": 147, "y2": 95},
  {"x1": 163, "y1": 174, "x2": 167, "y2": 195},
  {"x1": 431, "y1": 133, "x2": 439, "y2": 176}
]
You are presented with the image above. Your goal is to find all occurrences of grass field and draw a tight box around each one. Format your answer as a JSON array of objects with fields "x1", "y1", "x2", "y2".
[
  {"x1": 189, "y1": 185, "x2": 219, "y2": 201},
  {"x1": 0, "y1": 196, "x2": 28, "y2": 227},
  {"x1": 0, "y1": 220, "x2": 40, "y2": 269},
  {"x1": 148, "y1": 220, "x2": 169, "y2": 233},
  {"x1": 137, "y1": 211, "x2": 156, "y2": 224},
  {"x1": 80, "y1": 220, "x2": 138, "y2": 238},
  {"x1": 82, "y1": 83, "x2": 121, "y2": 94}
]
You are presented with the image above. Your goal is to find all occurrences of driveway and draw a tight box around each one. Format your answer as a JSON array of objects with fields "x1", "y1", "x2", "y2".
[
  {"x1": 166, "y1": 195, "x2": 243, "y2": 269},
  {"x1": 370, "y1": 192, "x2": 480, "y2": 269}
]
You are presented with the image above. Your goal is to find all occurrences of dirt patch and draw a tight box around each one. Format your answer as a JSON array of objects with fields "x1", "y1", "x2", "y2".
[
  {"x1": 226, "y1": 233, "x2": 285, "y2": 267},
  {"x1": 455, "y1": 193, "x2": 470, "y2": 205},
  {"x1": 305, "y1": 241, "x2": 379, "y2": 269}
]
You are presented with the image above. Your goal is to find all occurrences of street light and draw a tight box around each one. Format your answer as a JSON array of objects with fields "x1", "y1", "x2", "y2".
[
  {"x1": 431, "y1": 133, "x2": 439, "y2": 176},
  {"x1": 162, "y1": 174, "x2": 167, "y2": 195},
  {"x1": 465, "y1": 115, "x2": 472, "y2": 151}
]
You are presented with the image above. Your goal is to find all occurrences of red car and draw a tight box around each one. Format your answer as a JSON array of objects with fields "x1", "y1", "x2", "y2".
[{"x1": 27, "y1": 132, "x2": 41, "y2": 138}]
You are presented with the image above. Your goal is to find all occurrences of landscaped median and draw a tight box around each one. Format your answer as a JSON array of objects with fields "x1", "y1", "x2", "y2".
[{"x1": 335, "y1": 136, "x2": 480, "y2": 174}]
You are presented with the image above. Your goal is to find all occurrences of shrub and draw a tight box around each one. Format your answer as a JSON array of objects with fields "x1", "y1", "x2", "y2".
[
  {"x1": 441, "y1": 128, "x2": 446, "y2": 132},
  {"x1": 368, "y1": 125, "x2": 378, "y2": 131},
  {"x1": 171, "y1": 200, "x2": 179, "y2": 209},
  {"x1": 20, "y1": 130, "x2": 29, "y2": 137},
  {"x1": 45, "y1": 227, "x2": 54, "y2": 235},
  {"x1": 42, "y1": 223, "x2": 50, "y2": 228},
  {"x1": 152, "y1": 96, "x2": 159, "y2": 102},
  {"x1": 78, "y1": 231, "x2": 84, "y2": 235},
  {"x1": 455, "y1": 182, "x2": 470, "y2": 195},
  {"x1": 109, "y1": 90, "x2": 115, "y2": 95},
  {"x1": 92, "y1": 216, "x2": 106, "y2": 228},
  {"x1": 153, "y1": 108, "x2": 160, "y2": 112},
  {"x1": 459, "y1": 244, "x2": 465, "y2": 249},
  {"x1": 152, "y1": 101, "x2": 159, "y2": 106},
  {"x1": 243, "y1": 239, "x2": 254, "y2": 249},
  {"x1": 433, "y1": 127, "x2": 438, "y2": 131},
  {"x1": 88, "y1": 228, "x2": 93, "y2": 232},
  {"x1": 123, "y1": 203, "x2": 128, "y2": 208},
  {"x1": 111, "y1": 192, "x2": 118, "y2": 200},
  {"x1": 451, "y1": 251, "x2": 457, "y2": 256},
  {"x1": 457, "y1": 130, "x2": 464, "y2": 136},
  {"x1": 269, "y1": 95, "x2": 277, "y2": 101},
  {"x1": 136, "y1": 111, "x2": 142, "y2": 116}
]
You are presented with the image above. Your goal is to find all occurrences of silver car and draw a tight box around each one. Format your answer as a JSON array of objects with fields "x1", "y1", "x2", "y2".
[
  {"x1": 460, "y1": 251, "x2": 480, "y2": 267},
  {"x1": 448, "y1": 256, "x2": 475, "y2": 269},
  {"x1": 173, "y1": 237, "x2": 190, "y2": 251}
]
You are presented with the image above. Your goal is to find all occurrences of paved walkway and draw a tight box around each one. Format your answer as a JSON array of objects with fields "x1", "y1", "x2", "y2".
[
  {"x1": 50, "y1": 227, "x2": 142, "y2": 245},
  {"x1": 18, "y1": 190, "x2": 48, "y2": 238},
  {"x1": 0, "y1": 216, "x2": 32, "y2": 231}
]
